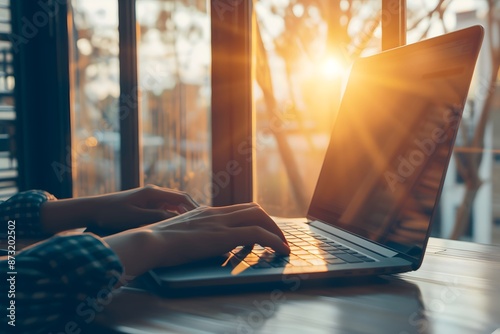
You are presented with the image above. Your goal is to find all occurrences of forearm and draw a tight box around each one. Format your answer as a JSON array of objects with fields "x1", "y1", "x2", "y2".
[
  {"x1": 39, "y1": 196, "x2": 102, "y2": 233},
  {"x1": 1, "y1": 234, "x2": 123, "y2": 333},
  {"x1": 0, "y1": 190, "x2": 56, "y2": 238}
]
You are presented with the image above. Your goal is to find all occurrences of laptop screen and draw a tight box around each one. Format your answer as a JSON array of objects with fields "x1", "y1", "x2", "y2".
[{"x1": 308, "y1": 26, "x2": 483, "y2": 261}]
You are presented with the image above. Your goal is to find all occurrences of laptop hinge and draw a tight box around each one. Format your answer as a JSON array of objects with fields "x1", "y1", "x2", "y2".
[{"x1": 308, "y1": 220, "x2": 398, "y2": 258}]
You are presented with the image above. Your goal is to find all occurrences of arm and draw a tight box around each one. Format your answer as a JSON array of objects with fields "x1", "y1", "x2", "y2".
[
  {"x1": 0, "y1": 190, "x2": 288, "y2": 332},
  {"x1": 39, "y1": 195, "x2": 102, "y2": 232},
  {"x1": 0, "y1": 190, "x2": 56, "y2": 238},
  {"x1": 1, "y1": 234, "x2": 124, "y2": 333},
  {"x1": 40, "y1": 185, "x2": 199, "y2": 234}
]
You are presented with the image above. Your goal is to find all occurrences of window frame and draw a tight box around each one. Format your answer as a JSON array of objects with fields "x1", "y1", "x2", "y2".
[
  {"x1": 115, "y1": 0, "x2": 256, "y2": 203},
  {"x1": 382, "y1": 0, "x2": 407, "y2": 51},
  {"x1": 12, "y1": 0, "x2": 73, "y2": 198},
  {"x1": 211, "y1": 0, "x2": 254, "y2": 206},
  {"x1": 118, "y1": 0, "x2": 142, "y2": 190}
]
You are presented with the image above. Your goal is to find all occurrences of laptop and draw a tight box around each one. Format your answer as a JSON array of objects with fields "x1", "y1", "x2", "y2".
[{"x1": 148, "y1": 25, "x2": 484, "y2": 292}]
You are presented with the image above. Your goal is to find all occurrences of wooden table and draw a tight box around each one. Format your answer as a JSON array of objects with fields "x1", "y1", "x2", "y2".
[{"x1": 92, "y1": 237, "x2": 500, "y2": 333}]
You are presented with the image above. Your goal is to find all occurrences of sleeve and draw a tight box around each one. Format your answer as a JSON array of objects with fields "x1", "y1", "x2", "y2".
[
  {"x1": 1, "y1": 233, "x2": 124, "y2": 333},
  {"x1": 0, "y1": 190, "x2": 57, "y2": 238}
]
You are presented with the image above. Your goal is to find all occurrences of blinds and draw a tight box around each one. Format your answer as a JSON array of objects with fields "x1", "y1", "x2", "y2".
[{"x1": 0, "y1": 0, "x2": 17, "y2": 199}]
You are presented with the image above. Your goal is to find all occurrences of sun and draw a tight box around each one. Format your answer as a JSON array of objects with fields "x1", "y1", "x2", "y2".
[{"x1": 321, "y1": 56, "x2": 348, "y2": 78}]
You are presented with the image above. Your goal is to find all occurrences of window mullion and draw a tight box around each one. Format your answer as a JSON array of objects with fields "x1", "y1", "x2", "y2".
[
  {"x1": 12, "y1": 1, "x2": 73, "y2": 198},
  {"x1": 118, "y1": 0, "x2": 142, "y2": 190},
  {"x1": 382, "y1": 0, "x2": 407, "y2": 50},
  {"x1": 211, "y1": 1, "x2": 254, "y2": 206}
]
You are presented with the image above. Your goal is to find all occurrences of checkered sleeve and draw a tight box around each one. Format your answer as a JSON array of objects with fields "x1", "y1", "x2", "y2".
[
  {"x1": 0, "y1": 190, "x2": 57, "y2": 238},
  {"x1": 1, "y1": 233, "x2": 124, "y2": 333}
]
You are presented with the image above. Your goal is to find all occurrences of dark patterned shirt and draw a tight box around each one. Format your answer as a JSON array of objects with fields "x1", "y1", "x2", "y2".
[{"x1": 0, "y1": 191, "x2": 124, "y2": 333}]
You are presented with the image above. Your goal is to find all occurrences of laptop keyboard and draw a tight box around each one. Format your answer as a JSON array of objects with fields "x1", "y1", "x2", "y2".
[{"x1": 229, "y1": 222, "x2": 376, "y2": 269}]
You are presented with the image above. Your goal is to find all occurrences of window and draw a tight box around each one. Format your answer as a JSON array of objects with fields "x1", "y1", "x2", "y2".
[
  {"x1": 70, "y1": 0, "x2": 212, "y2": 203},
  {"x1": 254, "y1": 0, "x2": 383, "y2": 217},
  {"x1": 404, "y1": 0, "x2": 500, "y2": 243},
  {"x1": 71, "y1": 0, "x2": 120, "y2": 196},
  {"x1": 136, "y1": 0, "x2": 212, "y2": 205},
  {"x1": 46, "y1": 0, "x2": 500, "y2": 244},
  {"x1": 0, "y1": 0, "x2": 16, "y2": 200},
  {"x1": 253, "y1": 0, "x2": 500, "y2": 244}
]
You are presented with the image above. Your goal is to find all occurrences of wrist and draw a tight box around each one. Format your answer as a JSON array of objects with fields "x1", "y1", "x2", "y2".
[
  {"x1": 40, "y1": 196, "x2": 100, "y2": 233},
  {"x1": 103, "y1": 229, "x2": 158, "y2": 277}
]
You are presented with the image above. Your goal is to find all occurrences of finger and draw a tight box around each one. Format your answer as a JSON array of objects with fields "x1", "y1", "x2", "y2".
[
  {"x1": 149, "y1": 206, "x2": 214, "y2": 229},
  {"x1": 205, "y1": 202, "x2": 260, "y2": 215},
  {"x1": 158, "y1": 205, "x2": 256, "y2": 228},
  {"x1": 166, "y1": 203, "x2": 260, "y2": 224},
  {"x1": 213, "y1": 206, "x2": 288, "y2": 244},
  {"x1": 162, "y1": 191, "x2": 199, "y2": 210},
  {"x1": 232, "y1": 226, "x2": 290, "y2": 255},
  {"x1": 179, "y1": 226, "x2": 288, "y2": 263},
  {"x1": 178, "y1": 204, "x2": 289, "y2": 245},
  {"x1": 146, "y1": 186, "x2": 199, "y2": 211}
]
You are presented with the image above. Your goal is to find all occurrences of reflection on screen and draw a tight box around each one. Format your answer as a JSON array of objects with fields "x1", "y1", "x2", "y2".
[{"x1": 308, "y1": 31, "x2": 482, "y2": 260}]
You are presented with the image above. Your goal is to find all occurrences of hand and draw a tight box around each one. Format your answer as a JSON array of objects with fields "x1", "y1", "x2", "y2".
[
  {"x1": 91, "y1": 184, "x2": 199, "y2": 231},
  {"x1": 103, "y1": 203, "x2": 290, "y2": 277},
  {"x1": 40, "y1": 185, "x2": 199, "y2": 233}
]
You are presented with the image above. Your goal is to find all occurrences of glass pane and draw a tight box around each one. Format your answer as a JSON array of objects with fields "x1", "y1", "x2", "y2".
[
  {"x1": 407, "y1": 0, "x2": 500, "y2": 244},
  {"x1": 254, "y1": 0, "x2": 382, "y2": 217},
  {"x1": 70, "y1": 1, "x2": 120, "y2": 196},
  {"x1": 136, "y1": 0, "x2": 211, "y2": 205}
]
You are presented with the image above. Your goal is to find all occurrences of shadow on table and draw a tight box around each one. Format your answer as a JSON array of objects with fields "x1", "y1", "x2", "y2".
[{"x1": 88, "y1": 275, "x2": 428, "y2": 334}]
